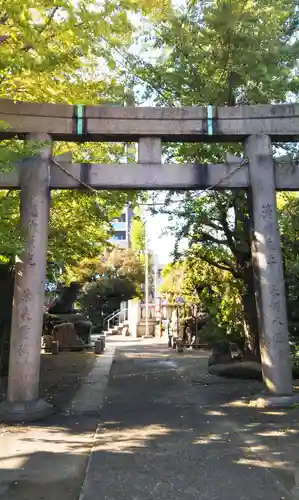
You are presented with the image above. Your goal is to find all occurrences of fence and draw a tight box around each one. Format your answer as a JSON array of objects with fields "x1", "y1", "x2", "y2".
[{"x1": 139, "y1": 302, "x2": 185, "y2": 322}]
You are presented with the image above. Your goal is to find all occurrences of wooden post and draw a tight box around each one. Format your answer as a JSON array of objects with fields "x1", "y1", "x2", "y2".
[
  {"x1": 245, "y1": 135, "x2": 295, "y2": 404},
  {"x1": 0, "y1": 134, "x2": 53, "y2": 422}
]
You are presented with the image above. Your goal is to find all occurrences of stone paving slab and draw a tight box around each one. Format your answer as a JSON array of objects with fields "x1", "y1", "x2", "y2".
[{"x1": 64, "y1": 344, "x2": 116, "y2": 416}]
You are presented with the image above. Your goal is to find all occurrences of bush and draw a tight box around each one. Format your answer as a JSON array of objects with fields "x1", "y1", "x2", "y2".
[{"x1": 199, "y1": 321, "x2": 231, "y2": 349}]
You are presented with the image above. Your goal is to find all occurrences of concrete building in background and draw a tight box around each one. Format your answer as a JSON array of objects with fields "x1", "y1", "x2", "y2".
[
  {"x1": 153, "y1": 259, "x2": 167, "y2": 299},
  {"x1": 155, "y1": 262, "x2": 165, "y2": 296},
  {"x1": 109, "y1": 138, "x2": 136, "y2": 249},
  {"x1": 109, "y1": 205, "x2": 134, "y2": 248}
]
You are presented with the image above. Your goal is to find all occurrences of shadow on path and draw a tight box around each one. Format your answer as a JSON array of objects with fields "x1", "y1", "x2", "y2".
[
  {"x1": 1, "y1": 340, "x2": 299, "y2": 500},
  {"x1": 80, "y1": 342, "x2": 296, "y2": 500}
]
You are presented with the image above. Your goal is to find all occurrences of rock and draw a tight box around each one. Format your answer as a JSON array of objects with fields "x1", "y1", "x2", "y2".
[
  {"x1": 122, "y1": 324, "x2": 130, "y2": 336},
  {"x1": 43, "y1": 313, "x2": 63, "y2": 335},
  {"x1": 184, "y1": 326, "x2": 193, "y2": 345},
  {"x1": 230, "y1": 342, "x2": 243, "y2": 359},
  {"x1": 208, "y1": 361, "x2": 262, "y2": 380},
  {"x1": 208, "y1": 346, "x2": 233, "y2": 366},
  {"x1": 41, "y1": 335, "x2": 53, "y2": 352},
  {"x1": 52, "y1": 322, "x2": 84, "y2": 351}
]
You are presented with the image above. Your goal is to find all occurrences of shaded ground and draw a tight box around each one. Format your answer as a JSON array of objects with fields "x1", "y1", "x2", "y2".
[
  {"x1": 82, "y1": 342, "x2": 299, "y2": 500},
  {"x1": 1, "y1": 339, "x2": 299, "y2": 500},
  {"x1": 175, "y1": 348, "x2": 299, "y2": 496},
  {"x1": 0, "y1": 348, "x2": 105, "y2": 500},
  {"x1": 0, "y1": 350, "x2": 97, "y2": 410},
  {"x1": 0, "y1": 414, "x2": 98, "y2": 500},
  {"x1": 39, "y1": 351, "x2": 97, "y2": 410}
]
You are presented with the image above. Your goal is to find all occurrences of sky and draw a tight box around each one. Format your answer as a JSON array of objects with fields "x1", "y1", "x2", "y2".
[
  {"x1": 142, "y1": 192, "x2": 188, "y2": 266},
  {"x1": 145, "y1": 209, "x2": 175, "y2": 265}
]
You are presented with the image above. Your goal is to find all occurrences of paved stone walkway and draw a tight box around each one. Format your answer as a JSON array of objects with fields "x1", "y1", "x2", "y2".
[
  {"x1": 80, "y1": 340, "x2": 295, "y2": 500},
  {"x1": 1, "y1": 338, "x2": 299, "y2": 500}
]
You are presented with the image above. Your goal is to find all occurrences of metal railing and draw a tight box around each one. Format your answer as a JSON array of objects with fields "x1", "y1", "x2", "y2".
[
  {"x1": 140, "y1": 304, "x2": 156, "y2": 320},
  {"x1": 105, "y1": 308, "x2": 128, "y2": 331},
  {"x1": 103, "y1": 309, "x2": 120, "y2": 326}
]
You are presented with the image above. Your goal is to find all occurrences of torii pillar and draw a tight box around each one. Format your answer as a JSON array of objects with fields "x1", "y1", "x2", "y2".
[
  {"x1": 245, "y1": 135, "x2": 297, "y2": 406},
  {"x1": 0, "y1": 134, "x2": 54, "y2": 422}
]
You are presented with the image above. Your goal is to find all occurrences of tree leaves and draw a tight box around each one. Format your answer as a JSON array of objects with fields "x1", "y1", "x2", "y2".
[
  {"x1": 132, "y1": 0, "x2": 299, "y2": 108},
  {"x1": 0, "y1": 0, "x2": 169, "y2": 274},
  {"x1": 77, "y1": 247, "x2": 145, "y2": 315},
  {"x1": 130, "y1": 207, "x2": 146, "y2": 252}
]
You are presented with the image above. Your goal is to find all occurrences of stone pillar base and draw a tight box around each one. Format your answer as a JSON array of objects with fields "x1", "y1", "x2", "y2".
[
  {"x1": 0, "y1": 398, "x2": 54, "y2": 423},
  {"x1": 247, "y1": 392, "x2": 299, "y2": 408}
]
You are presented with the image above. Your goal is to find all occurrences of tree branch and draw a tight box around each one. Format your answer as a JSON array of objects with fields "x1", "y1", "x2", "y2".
[
  {"x1": 200, "y1": 254, "x2": 233, "y2": 272},
  {"x1": 219, "y1": 210, "x2": 237, "y2": 254},
  {"x1": 207, "y1": 219, "x2": 226, "y2": 232},
  {"x1": 0, "y1": 15, "x2": 8, "y2": 25},
  {"x1": 41, "y1": 7, "x2": 59, "y2": 33},
  {"x1": 23, "y1": 7, "x2": 60, "y2": 52},
  {"x1": 192, "y1": 231, "x2": 228, "y2": 246},
  {"x1": 199, "y1": 253, "x2": 241, "y2": 278},
  {"x1": 0, "y1": 7, "x2": 61, "y2": 53}
]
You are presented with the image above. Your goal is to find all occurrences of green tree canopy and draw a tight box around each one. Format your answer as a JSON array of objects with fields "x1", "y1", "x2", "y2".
[
  {"x1": 77, "y1": 247, "x2": 145, "y2": 317},
  {"x1": 159, "y1": 256, "x2": 245, "y2": 346},
  {"x1": 134, "y1": 0, "x2": 299, "y2": 107},
  {"x1": 130, "y1": 206, "x2": 146, "y2": 251},
  {"x1": 0, "y1": 0, "x2": 170, "y2": 103}
]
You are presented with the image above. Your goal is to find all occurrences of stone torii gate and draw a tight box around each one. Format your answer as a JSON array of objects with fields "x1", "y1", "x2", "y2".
[{"x1": 0, "y1": 100, "x2": 299, "y2": 421}]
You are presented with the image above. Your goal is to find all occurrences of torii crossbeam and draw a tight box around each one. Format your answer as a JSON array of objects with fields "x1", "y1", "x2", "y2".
[
  {"x1": 1, "y1": 158, "x2": 299, "y2": 191},
  {"x1": 0, "y1": 99, "x2": 299, "y2": 142}
]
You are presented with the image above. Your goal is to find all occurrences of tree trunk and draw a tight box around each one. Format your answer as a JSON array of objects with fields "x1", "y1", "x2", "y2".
[
  {"x1": 242, "y1": 265, "x2": 261, "y2": 361},
  {"x1": 48, "y1": 282, "x2": 81, "y2": 314}
]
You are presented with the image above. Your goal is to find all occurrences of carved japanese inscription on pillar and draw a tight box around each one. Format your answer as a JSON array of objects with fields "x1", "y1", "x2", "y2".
[
  {"x1": 260, "y1": 202, "x2": 287, "y2": 352},
  {"x1": 261, "y1": 203, "x2": 273, "y2": 220}
]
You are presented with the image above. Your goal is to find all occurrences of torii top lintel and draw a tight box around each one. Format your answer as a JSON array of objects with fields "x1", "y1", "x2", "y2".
[{"x1": 0, "y1": 99, "x2": 299, "y2": 142}]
